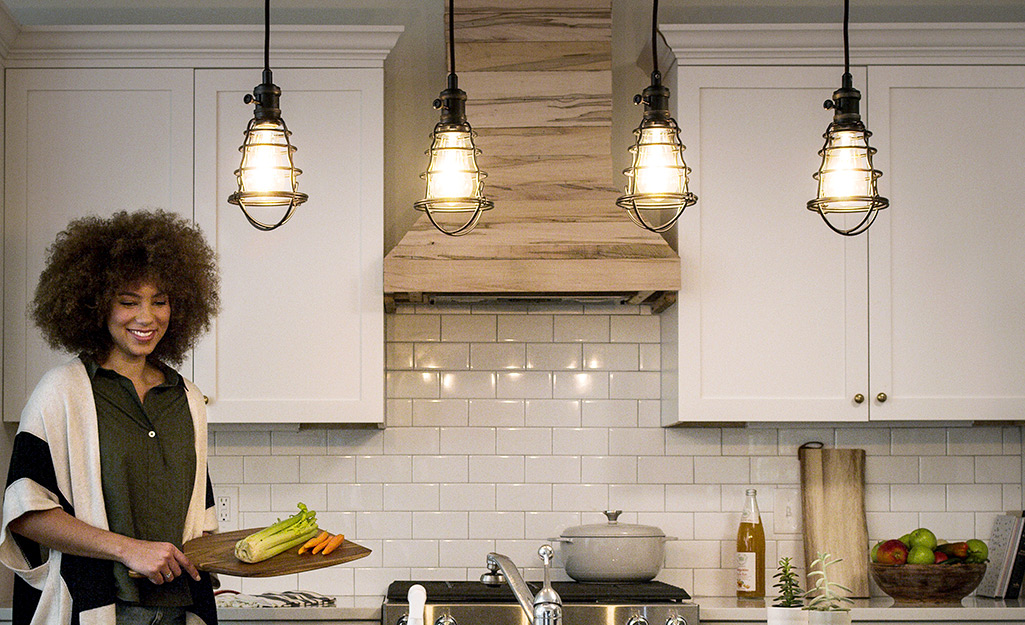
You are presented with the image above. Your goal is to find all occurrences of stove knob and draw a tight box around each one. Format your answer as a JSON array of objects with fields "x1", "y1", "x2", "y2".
[
  {"x1": 627, "y1": 616, "x2": 649, "y2": 625},
  {"x1": 666, "y1": 616, "x2": 688, "y2": 625},
  {"x1": 435, "y1": 615, "x2": 457, "y2": 625}
]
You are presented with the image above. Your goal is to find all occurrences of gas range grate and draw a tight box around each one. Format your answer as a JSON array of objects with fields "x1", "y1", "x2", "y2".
[{"x1": 386, "y1": 580, "x2": 690, "y2": 603}]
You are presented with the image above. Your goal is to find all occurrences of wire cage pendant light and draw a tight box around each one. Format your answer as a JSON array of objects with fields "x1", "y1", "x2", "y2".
[
  {"x1": 414, "y1": 0, "x2": 493, "y2": 237},
  {"x1": 807, "y1": 0, "x2": 888, "y2": 237},
  {"x1": 616, "y1": 0, "x2": 696, "y2": 233},
  {"x1": 227, "y1": 0, "x2": 308, "y2": 232}
]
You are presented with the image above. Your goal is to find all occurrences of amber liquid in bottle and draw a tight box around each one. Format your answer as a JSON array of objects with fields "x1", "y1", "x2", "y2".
[{"x1": 736, "y1": 488, "x2": 765, "y2": 598}]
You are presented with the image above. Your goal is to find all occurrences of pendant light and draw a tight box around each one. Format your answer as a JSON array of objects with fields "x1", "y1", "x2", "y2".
[
  {"x1": 807, "y1": 0, "x2": 888, "y2": 236},
  {"x1": 414, "y1": 0, "x2": 494, "y2": 236},
  {"x1": 616, "y1": 0, "x2": 697, "y2": 233},
  {"x1": 227, "y1": 0, "x2": 308, "y2": 231}
]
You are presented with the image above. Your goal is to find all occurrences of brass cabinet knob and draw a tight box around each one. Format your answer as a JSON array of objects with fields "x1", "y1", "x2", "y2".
[
  {"x1": 853, "y1": 394, "x2": 865, "y2": 404},
  {"x1": 203, "y1": 395, "x2": 210, "y2": 404},
  {"x1": 877, "y1": 392, "x2": 888, "y2": 403}
]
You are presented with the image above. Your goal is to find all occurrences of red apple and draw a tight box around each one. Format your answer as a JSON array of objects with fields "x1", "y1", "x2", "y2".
[
  {"x1": 875, "y1": 539, "x2": 910, "y2": 565},
  {"x1": 934, "y1": 551, "x2": 949, "y2": 563}
]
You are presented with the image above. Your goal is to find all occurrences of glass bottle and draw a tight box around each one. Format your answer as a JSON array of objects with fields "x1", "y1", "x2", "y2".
[{"x1": 736, "y1": 488, "x2": 765, "y2": 598}]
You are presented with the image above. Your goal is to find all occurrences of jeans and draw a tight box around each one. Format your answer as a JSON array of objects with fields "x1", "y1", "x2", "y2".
[{"x1": 116, "y1": 604, "x2": 187, "y2": 625}]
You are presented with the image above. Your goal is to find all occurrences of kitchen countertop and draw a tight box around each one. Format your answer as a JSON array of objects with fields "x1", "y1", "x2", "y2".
[
  {"x1": 696, "y1": 596, "x2": 1025, "y2": 621},
  {"x1": 3, "y1": 596, "x2": 1019, "y2": 623}
]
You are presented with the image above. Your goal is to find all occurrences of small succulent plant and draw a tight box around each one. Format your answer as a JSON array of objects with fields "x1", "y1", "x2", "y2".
[
  {"x1": 772, "y1": 556, "x2": 804, "y2": 608},
  {"x1": 804, "y1": 553, "x2": 854, "y2": 611}
]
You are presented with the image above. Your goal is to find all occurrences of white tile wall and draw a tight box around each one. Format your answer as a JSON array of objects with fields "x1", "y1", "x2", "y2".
[{"x1": 208, "y1": 304, "x2": 1025, "y2": 607}]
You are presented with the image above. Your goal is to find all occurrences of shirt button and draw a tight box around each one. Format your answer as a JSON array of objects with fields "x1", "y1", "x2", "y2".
[{"x1": 148, "y1": 431, "x2": 156, "y2": 438}]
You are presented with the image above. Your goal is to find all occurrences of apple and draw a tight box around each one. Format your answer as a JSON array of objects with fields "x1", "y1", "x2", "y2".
[
  {"x1": 937, "y1": 541, "x2": 969, "y2": 559},
  {"x1": 967, "y1": 539, "x2": 989, "y2": 563},
  {"x1": 875, "y1": 539, "x2": 910, "y2": 565},
  {"x1": 934, "y1": 551, "x2": 949, "y2": 563}
]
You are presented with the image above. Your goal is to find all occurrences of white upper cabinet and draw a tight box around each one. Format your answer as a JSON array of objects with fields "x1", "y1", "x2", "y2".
[
  {"x1": 2, "y1": 27, "x2": 398, "y2": 424},
  {"x1": 663, "y1": 65, "x2": 869, "y2": 423},
  {"x1": 868, "y1": 65, "x2": 1025, "y2": 421},
  {"x1": 193, "y1": 68, "x2": 385, "y2": 424},
  {"x1": 661, "y1": 24, "x2": 1025, "y2": 424},
  {"x1": 3, "y1": 68, "x2": 195, "y2": 421}
]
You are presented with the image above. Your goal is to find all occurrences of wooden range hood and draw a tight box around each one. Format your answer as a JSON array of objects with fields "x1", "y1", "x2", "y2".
[{"x1": 383, "y1": 0, "x2": 681, "y2": 312}]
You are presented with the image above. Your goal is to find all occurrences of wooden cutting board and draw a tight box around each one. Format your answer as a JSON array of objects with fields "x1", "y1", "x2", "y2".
[
  {"x1": 183, "y1": 529, "x2": 371, "y2": 577},
  {"x1": 799, "y1": 445, "x2": 870, "y2": 597}
]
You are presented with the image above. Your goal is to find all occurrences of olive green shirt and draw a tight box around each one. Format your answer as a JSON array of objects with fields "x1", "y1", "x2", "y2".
[{"x1": 85, "y1": 356, "x2": 196, "y2": 607}]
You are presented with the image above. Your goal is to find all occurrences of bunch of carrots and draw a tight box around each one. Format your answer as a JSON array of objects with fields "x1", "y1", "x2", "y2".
[{"x1": 298, "y1": 530, "x2": 345, "y2": 556}]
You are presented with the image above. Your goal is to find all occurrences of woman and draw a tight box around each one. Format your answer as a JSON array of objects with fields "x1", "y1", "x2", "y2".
[{"x1": 1, "y1": 210, "x2": 221, "y2": 625}]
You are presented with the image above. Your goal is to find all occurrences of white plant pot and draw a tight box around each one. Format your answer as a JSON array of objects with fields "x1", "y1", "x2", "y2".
[
  {"x1": 766, "y1": 606, "x2": 808, "y2": 625},
  {"x1": 806, "y1": 611, "x2": 852, "y2": 625}
]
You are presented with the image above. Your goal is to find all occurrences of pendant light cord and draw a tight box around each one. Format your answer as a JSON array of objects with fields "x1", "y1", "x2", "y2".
[
  {"x1": 842, "y1": 0, "x2": 850, "y2": 76},
  {"x1": 448, "y1": 0, "x2": 456, "y2": 77},
  {"x1": 262, "y1": 0, "x2": 271, "y2": 82},
  {"x1": 651, "y1": 0, "x2": 659, "y2": 75}
]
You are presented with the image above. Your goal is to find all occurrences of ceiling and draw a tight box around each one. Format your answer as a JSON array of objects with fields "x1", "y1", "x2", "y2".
[{"x1": 3, "y1": 0, "x2": 1024, "y2": 26}]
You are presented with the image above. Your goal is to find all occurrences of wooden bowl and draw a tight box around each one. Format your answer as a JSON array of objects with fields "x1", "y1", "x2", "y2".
[{"x1": 869, "y1": 562, "x2": 986, "y2": 605}]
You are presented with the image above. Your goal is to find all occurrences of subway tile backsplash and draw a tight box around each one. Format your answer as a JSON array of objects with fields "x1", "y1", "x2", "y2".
[{"x1": 208, "y1": 304, "x2": 1025, "y2": 606}]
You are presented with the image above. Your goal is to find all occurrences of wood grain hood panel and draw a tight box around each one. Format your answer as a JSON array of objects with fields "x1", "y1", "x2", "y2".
[{"x1": 383, "y1": 0, "x2": 681, "y2": 310}]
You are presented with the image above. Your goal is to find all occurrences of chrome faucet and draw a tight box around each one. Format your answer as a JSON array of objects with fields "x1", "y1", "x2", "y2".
[{"x1": 482, "y1": 545, "x2": 562, "y2": 625}]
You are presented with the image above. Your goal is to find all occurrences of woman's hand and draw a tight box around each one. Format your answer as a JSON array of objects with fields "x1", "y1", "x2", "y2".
[
  {"x1": 9, "y1": 508, "x2": 201, "y2": 584},
  {"x1": 121, "y1": 537, "x2": 201, "y2": 585}
]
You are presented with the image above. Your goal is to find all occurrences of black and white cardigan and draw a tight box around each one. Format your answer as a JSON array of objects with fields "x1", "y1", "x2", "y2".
[{"x1": 0, "y1": 358, "x2": 218, "y2": 625}]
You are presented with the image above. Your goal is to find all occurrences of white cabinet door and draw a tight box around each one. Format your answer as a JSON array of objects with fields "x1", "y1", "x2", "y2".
[
  {"x1": 193, "y1": 68, "x2": 384, "y2": 424},
  {"x1": 868, "y1": 65, "x2": 1025, "y2": 421},
  {"x1": 3, "y1": 68, "x2": 194, "y2": 422},
  {"x1": 665, "y1": 65, "x2": 869, "y2": 424}
]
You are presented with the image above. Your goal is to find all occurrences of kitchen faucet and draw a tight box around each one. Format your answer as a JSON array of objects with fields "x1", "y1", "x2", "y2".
[{"x1": 482, "y1": 545, "x2": 562, "y2": 625}]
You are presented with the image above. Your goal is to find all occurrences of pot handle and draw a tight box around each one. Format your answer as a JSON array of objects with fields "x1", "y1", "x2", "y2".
[
  {"x1": 663, "y1": 536, "x2": 678, "y2": 542},
  {"x1": 548, "y1": 537, "x2": 572, "y2": 543}
]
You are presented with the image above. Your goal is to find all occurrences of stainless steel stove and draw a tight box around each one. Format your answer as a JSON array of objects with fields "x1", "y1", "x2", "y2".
[{"x1": 382, "y1": 580, "x2": 699, "y2": 625}]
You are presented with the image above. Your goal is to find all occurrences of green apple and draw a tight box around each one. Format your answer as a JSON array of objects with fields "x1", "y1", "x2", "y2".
[
  {"x1": 909, "y1": 528, "x2": 938, "y2": 551},
  {"x1": 908, "y1": 545, "x2": 936, "y2": 564},
  {"x1": 966, "y1": 539, "x2": 989, "y2": 563}
]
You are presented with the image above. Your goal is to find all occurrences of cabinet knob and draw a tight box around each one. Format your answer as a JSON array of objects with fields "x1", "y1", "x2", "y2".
[
  {"x1": 203, "y1": 395, "x2": 210, "y2": 404},
  {"x1": 853, "y1": 394, "x2": 865, "y2": 404},
  {"x1": 877, "y1": 392, "x2": 888, "y2": 403}
]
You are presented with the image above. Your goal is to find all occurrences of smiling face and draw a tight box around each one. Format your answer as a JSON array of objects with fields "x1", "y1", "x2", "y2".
[{"x1": 103, "y1": 281, "x2": 171, "y2": 368}]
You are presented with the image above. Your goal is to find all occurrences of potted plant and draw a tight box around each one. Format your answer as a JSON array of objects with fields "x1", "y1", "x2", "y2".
[
  {"x1": 803, "y1": 553, "x2": 854, "y2": 625},
  {"x1": 767, "y1": 556, "x2": 807, "y2": 625}
]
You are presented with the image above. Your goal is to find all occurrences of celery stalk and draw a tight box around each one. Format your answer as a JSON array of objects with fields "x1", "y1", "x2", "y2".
[{"x1": 234, "y1": 503, "x2": 320, "y2": 563}]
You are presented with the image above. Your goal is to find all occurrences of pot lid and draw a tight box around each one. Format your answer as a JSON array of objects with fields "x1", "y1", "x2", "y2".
[{"x1": 561, "y1": 510, "x2": 665, "y2": 538}]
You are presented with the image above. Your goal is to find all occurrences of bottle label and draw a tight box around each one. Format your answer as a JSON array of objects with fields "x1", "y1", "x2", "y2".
[{"x1": 737, "y1": 552, "x2": 757, "y2": 591}]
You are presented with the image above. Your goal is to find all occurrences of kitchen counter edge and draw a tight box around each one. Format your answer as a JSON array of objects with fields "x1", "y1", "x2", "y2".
[{"x1": 696, "y1": 596, "x2": 1025, "y2": 621}]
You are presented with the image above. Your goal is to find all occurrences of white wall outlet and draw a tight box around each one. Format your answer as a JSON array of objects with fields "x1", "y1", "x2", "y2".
[
  {"x1": 217, "y1": 495, "x2": 231, "y2": 523},
  {"x1": 774, "y1": 487, "x2": 802, "y2": 534}
]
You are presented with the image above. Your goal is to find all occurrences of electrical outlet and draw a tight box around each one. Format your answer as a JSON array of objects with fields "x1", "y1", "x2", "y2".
[
  {"x1": 773, "y1": 487, "x2": 802, "y2": 534},
  {"x1": 217, "y1": 495, "x2": 231, "y2": 523}
]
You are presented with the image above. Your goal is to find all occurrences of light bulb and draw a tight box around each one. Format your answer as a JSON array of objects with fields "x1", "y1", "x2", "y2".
[
  {"x1": 816, "y1": 128, "x2": 876, "y2": 212},
  {"x1": 422, "y1": 129, "x2": 482, "y2": 210},
  {"x1": 631, "y1": 125, "x2": 687, "y2": 203}
]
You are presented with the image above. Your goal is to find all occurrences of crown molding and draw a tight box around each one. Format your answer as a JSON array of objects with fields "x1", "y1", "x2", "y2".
[
  {"x1": 661, "y1": 22, "x2": 1025, "y2": 65},
  {"x1": 4, "y1": 24, "x2": 403, "y2": 68},
  {"x1": 0, "y1": 1, "x2": 19, "y2": 60}
]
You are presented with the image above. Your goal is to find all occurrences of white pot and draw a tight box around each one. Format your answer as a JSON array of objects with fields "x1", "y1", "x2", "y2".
[
  {"x1": 766, "y1": 606, "x2": 808, "y2": 625},
  {"x1": 806, "y1": 611, "x2": 851, "y2": 625},
  {"x1": 551, "y1": 511, "x2": 676, "y2": 582}
]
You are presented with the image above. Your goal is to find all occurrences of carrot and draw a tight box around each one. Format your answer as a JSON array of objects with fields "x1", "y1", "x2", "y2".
[
  {"x1": 298, "y1": 531, "x2": 330, "y2": 555},
  {"x1": 321, "y1": 533, "x2": 346, "y2": 556},
  {"x1": 312, "y1": 533, "x2": 336, "y2": 554}
]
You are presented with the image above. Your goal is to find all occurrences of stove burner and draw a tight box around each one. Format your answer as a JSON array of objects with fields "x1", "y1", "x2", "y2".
[{"x1": 386, "y1": 580, "x2": 690, "y2": 603}]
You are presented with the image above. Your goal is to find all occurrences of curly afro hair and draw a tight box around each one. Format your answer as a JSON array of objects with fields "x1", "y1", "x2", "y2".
[{"x1": 31, "y1": 209, "x2": 220, "y2": 365}]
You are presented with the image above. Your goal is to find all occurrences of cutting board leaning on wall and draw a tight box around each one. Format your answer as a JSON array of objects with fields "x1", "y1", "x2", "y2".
[{"x1": 799, "y1": 443, "x2": 870, "y2": 597}]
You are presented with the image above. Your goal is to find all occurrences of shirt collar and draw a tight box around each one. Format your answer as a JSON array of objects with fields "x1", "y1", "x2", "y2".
[{"x1": 80, "y1": 353, "x2": 182, "y2": 388}]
